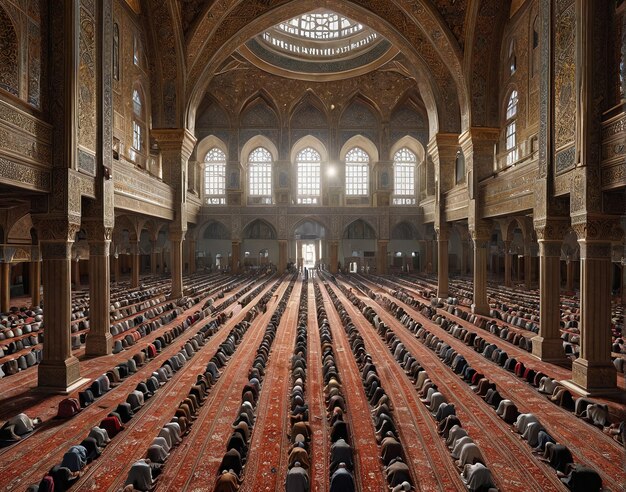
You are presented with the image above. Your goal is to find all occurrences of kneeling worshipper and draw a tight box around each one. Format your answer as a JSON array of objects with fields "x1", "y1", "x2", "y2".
[
  {"x1": 286, "y1": 461, "x2": 309, "y2": 492},
  {"x1": 214, "y1": 469, "x2": 240, "y2": 492},
  {"x1": 329, "y1": 463, "x2": 355, "y2": 492}
]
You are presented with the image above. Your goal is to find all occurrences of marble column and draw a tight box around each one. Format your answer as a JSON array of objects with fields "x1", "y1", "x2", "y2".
[
  {"x1": 471, "y1": 236, "x2": 489, "y2": 315},
  {"x1": 1, "y1": 262, "x2": 10, "y2": 312},
  {"x1": 86, "y1": 239, "x2": 112, "y2": 356},
  {"x1": 377, "y1": 240, "x2": 388, "y2": 275},
  {"x1": 571, "y1": 239, "x2": 616, "y2": 392},
  {"x1": 524, "y1": 243, "x2": 532, "y2": 289},
  {"x1": 504, "y1": 241, "x2": 512, "y2": 288},
  {"x1": 188, "y1": 239, "x2": 196, "y2": 274},
  {"x1": 532, "y1": 238, "x2": 566, "y2": 362},
  {"x1": 231, "y1": 241, "x2": 241, "y2": 274},
  {"x1": 329, "y1": 241, "x2": 339, "y2": 274},
  {"x1": 425, "y1": 240, "x2": 434, "y2": 275},
  {"x1": 436, "y1": 227, "x2": 448, "y2": 298},
  {"x1": 38, "y1": 241, "x2": 81, "y2": 391},
  {"x1": 170, "y1": 231, "x2": 184, "y2": 298},
  {"x1": 29, "y1": 260, "x2": 41, "y2": 307},
  {"x1": 278, "y1": 240, "x2": 287, "y2": 273},
  {"x1": 130, "y1": 242, "x2": 140, "y2": 288},
  {"x1": 150, "y1": 241, "x2": 158, "y2": 275}
]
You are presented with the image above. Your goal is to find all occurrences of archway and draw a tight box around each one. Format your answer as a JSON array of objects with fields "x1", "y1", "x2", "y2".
[
  {"x1": 342, "y1": 219, "x2": 377, "y2": 273},
  {"x1": 294, "y1": 219, "x2": 327, "y2": 271}
]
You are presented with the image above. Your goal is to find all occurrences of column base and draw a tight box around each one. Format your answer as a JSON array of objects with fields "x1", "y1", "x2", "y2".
[
  {"x1": 37, "y1": 356, "x2": 84, "y2": 393},
  {"x1": 567, "y1": 358, "x2": 618, "y2": 395},
  {"x1": 437, "y1": 290, "x2": 449, "y2": 299},
  {"x1": 85, "y1": 333, "x2": 113, "y2": 357},
  {"x1": 531, "y1": 336, "x2": 569, "y2": 364},
  {"x1": 471, "y1": 303, "x2": 489, "y2": 316}
]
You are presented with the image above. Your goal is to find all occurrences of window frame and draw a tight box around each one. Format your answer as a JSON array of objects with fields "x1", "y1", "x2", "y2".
[
  {"x1": 204, "y1": 147, "x2": 227, "y2": 205},
  {"x1": 344, "y1": 147, "x2": 370, "y2": 197},
  {"x1": 248, "y1": 146, "x2": 273, "y2": 204},
  {"x1": 296, "y1": 146, "x2": 321, "y2": 205},
  {"x1": 392, "y1": 147, "x2": 416, "y2": 205}
]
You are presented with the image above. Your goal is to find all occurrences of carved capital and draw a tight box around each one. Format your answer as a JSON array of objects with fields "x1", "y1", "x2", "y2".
[
  {"x1": 468, "y1": 220, "x2": 491, "y2": 241},
  {"x1": 534, "y1": 218, "x2": 569, "y2": 241},
  {"x1": 32, "y1": 218, "x2": 81, "y2": 242},
  {"x1": 434, "y1": 222, "x2": 449, "y2": 240},
  {"x1": 169, "y1": 229, "x2": 186, "y2": 243},
  {"x1": 83, "y1": 222, "x2": 113, "y2": 242},
  {"x1": 571, "y1": 215, "x2": 623, "y2": 242},
  {"x1": 152, "y1": 128, "x2": 197, "y2": 160}
]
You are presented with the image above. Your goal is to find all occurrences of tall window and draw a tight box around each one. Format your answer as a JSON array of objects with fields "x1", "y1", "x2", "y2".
[
  {"x1": 345, "y1": 147, "x2": 369, "y2": 196},
  {"x1": 132, "y1": 89, "x2": 142, "y2": 152},
  {"x1": 113, "y1": 23, "x2": 119, "y2": 81},
  {"x1": 392, "y1": 147, "x2": 416, "y2": 205},
  {"x1": 296, "y1": 147, "x2": 321, "y2": 204},
  {"x1": 204, "y1": 148, "x2": 226, "y2": 205},
  {"x1": 248, "y1": 147, "x2": 273, "y2": 204},
  {"x1": 133, "y1": 35, "x2": 139, "y2": 65},
  {"x1": 505, "y1": 90, "x2": 518, "y2": 166}
]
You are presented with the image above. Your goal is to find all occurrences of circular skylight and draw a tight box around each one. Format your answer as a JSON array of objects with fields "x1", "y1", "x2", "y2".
[
  {"x1": 277, "y1": 12, "x2": 364, "y2": 40},
  {"x1": 241, "y1": 9, "x2": 397, "y2": 80}
]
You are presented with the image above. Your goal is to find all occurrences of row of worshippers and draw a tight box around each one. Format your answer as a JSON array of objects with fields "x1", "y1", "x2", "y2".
[
  {"x1": 380, "y1": 293, "x2": 499, "y2": 491},
  {"x1": 37, "y1": 318, "x2": 218, "y2": 492},
  {"x1": 121, "y1": 313, "x2": 237, "y2": 492},
  {"x1": 320, "y1": 278, "x2": 414, "y2": 491},
  {"x1": 388, "y1": 293, "x2": 605, "y2": 492},
  {"x1": 388, "y1": 285, "x2": 624, "y2": 448},
  {"x1": 288, "y1": 282, "x2": 357, "y2": 492},
  {"x1": 215, "y1": 275, "x2": 297, "y2": 491},
  {"x1": 286, "y1": 280, "x2": 315, "y2": 492}
]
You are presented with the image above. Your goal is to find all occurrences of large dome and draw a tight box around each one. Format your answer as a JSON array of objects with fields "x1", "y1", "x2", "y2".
[{"x1": 240, "y1": 9, "x2": 397, "y2": 80}]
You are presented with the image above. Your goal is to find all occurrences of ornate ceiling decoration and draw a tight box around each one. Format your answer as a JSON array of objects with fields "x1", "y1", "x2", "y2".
[{"x1": 238, "y1": 9, "x2": 399, "y2": 81}]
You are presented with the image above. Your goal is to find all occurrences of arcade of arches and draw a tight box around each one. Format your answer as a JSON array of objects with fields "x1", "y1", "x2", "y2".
[{"x1": 0, "y1": 0, "x2": 624, "y2": 491}]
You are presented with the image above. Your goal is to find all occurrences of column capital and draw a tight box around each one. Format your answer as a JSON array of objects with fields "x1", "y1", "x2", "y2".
[
  {"x1": 469, "y1": 221, "x2": 491, "y2": 242},
  {"x1": 458, "y1": 127, "x2": 500, "y2": 152},
  {"x1": 32, "y1": 218, "x2": 81, "y2": 242},
  {"x1": 151, "y1": 128, "x2": 197, "y2": 160},
  {"x1": 434, "y1": 222, "x2": 449, "y2": 240},
  {"x1": 570, "y1": 214, "x2": 623, "y2": 242},
  {"x1": 40, "y1": 241, "x2": 73, "y2": 260},
  {"x1": 169, "y1": 229, "x2": 186, "y2": 242},
  {"x1": 534, "y1": 217, "x2": 570, "y2": 241}
]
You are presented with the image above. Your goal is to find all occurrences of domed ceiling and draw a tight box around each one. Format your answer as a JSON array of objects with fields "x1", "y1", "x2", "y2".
[{"x1": 239, "y1": 9, "x2": 399, "y2": 81}]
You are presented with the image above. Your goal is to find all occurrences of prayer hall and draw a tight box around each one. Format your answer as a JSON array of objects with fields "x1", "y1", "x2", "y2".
[{"x1": 0, "y1": 0, "x2": 624, "y2": 490}]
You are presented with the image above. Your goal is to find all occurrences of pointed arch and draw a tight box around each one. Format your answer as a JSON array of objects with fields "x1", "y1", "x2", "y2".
[
  {"x1": 290, "y1": 135, "x2": 328, "y2": 163},
  {"x1": 240, "y1": 90, "x2": 281, "y2": 128},
  {"x1": 196, "y1": 94, "x2": 231, "y2": 129},
  {"x1": 339, "y1": 93, "x2": 380, "y2": 128},
  {"x1": 343, "y1": 218, "x2": 377, "y2": 240},
  {"x1": 340, "y1": 135, "x2": 379, "y2": 163},
  {"x1": 243, "y1": 219, "x2": 277, "y2": 240},
  {"x1": 289, "y1": 90, "x2": 328, "y2": 128}
]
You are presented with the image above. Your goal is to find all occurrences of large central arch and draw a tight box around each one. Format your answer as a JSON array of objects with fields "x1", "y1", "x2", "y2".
[{"x1": 183, "y1": 0, "x2": 470, "y2": 137}]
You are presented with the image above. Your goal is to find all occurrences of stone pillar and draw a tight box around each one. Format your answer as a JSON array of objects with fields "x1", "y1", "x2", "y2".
[
  {"x1": 436, "y1": 226, "x2": 448, "y2": 298},
  {"x1": 425, "y1": 240, "x2": 434, "y2": 275},
  {"x1": 188, "y1": 239, "x2": 196, "y2": 274},
  {"x1": 504, "y1": 241, "x2": 512, "y2": 288},
  {"x1": 524, "y1": 242, "x2": 532, "y2": 289},
  {"x1": 531, "y1": 235, "x2": 566, "y2": 362},
  {"x1": 377, "y1": 240, "x2": 388, "y2": 275},
  {"x1": 86, "y1": 237, "x2": 112, "y2": 356},
  {"x1": 471, "y1": 232, "x2": 489, "y2": 315},
  {"x1": 30, "y1": 260, "x2": 41, "y2": 307},
  {"x1": 150, "y1": 241, "x2": 158, "y2": 275},
  {"x1": 571, "y1": 237, "x2": 616, "y2": 392},
  {"x1": 231, "y1": 240, "x2": 240, "y2": 274},
  {"x1": 460, "y1": 241, "x2": 469, "y2": 276},
  {"x1": 38, "y1": 240, "x2": 81, "y2": 391},
  {"x1": 170, "y1": 230, "x2": 185, "y2": 298},
  {"x1": 114, "y1": 254, "x2": 121, "y2": 282},
  {"x1": 329, "y1": 241, "x2": 339, "y2": 274},
  {"x1": 565, "y1": 258, "x2": 574, "y2": 291},
  {"x1": 130, "y1": 242, "x2": 140, "y2": 288},
  {"x1": 278, "y1": 240, "x2": 287, "y2": 273},
  {"x1": 1, "y1": 262, "x2": 10, "y2": 312}
]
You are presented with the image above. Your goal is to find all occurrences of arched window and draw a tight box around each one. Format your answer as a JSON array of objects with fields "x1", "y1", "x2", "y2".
[
  {"x1": 505, "y1": 90, "x2": 518, "y2": 166},
  {"x1": 345, "y1": 147, "x2": 369, "y2": 196},
  {"x1": 248, "y1": 147, "x2": 273, "y2": 204},
  {"x1": 392, "y1": 147, "x2": 416, "y2": 205},
  {"x1": 296, "y1": 147, "x2": 321, "y2": 204},
  {"x1": 131, "y1": 89, "x2": 142, "y2": 152},
  {"x1": 113, "y1": 23, "x2": 120, "y2": 81},
  {"x1": 204, "y1": 148, "x2": 226, "y2": 205}
]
